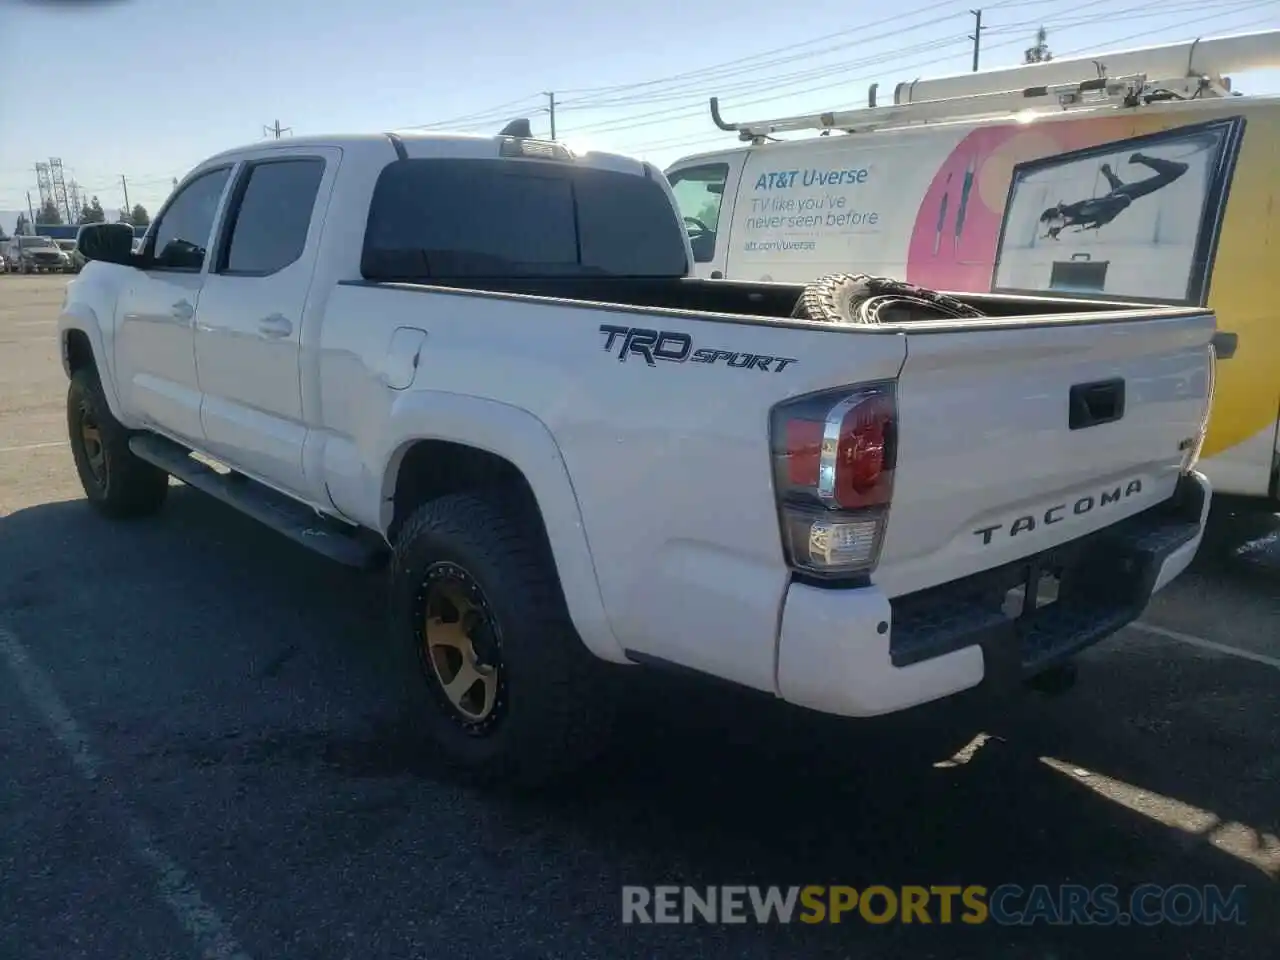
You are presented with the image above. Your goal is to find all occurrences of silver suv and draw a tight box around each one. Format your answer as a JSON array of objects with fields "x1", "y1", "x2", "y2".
[{"x1": 6, "y1": 235, "x2": 71, "y2": 273}]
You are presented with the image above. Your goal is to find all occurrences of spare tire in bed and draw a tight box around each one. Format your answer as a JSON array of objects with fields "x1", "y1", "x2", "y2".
[{"x1": 790, "y1": 273, "x2": 986, "y2": 325}]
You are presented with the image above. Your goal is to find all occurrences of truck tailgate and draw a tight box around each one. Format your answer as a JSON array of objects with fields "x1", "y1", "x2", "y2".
[{"x1": 875, "y1": 309, "x2": 1215, "y2": 598}]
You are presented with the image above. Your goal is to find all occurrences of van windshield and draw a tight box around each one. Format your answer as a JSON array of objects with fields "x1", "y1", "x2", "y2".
[{"x1": 361, "y1": 158, "x2": 689, "y2": 280}]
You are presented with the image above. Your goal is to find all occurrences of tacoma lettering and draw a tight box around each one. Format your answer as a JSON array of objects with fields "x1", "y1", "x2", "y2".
[
  {"x1": 972, "y1": 479, "x2": 1144, "y2": 546},
  {"x1": 599, "y1": 324, "x2": 797, "y2": 372}
]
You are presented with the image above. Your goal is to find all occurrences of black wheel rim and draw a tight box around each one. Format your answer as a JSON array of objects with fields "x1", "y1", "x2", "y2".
[
  {"x1": 414, "y1": 562, "x2": 507, "y2": 735},
  {"x1": 77, "y1": 399, "x2": 108, "y2": 489}
]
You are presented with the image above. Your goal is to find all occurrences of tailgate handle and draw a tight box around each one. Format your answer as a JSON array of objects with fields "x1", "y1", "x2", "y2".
[{"x1": 1069, "y1": 378, "x2": 1125, "y2": 430}]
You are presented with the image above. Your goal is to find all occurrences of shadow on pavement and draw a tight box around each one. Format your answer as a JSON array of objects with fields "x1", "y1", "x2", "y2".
[{"x1": 1198, "y1": 499, "x2": 1280, "y2": 583}]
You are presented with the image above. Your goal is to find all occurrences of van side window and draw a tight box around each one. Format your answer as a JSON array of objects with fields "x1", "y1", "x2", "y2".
[{"x1": 667, "y1": 164, "x2": 729, "y2": 263}]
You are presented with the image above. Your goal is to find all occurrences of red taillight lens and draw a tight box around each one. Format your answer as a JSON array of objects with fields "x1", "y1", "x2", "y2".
[
  {"x1": 785, "y1": 419, "x2": 822, "y2": 488},
  {"x1": 834, "y1": 391, "x2": 894, "y2": 508},
  {"x1": 771, "y1": 383, "x2": 897, "y2": 579}
]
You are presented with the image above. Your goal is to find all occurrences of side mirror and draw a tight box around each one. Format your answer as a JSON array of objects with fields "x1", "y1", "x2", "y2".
[{"x1": 77, "y1": 222, "x2": 137, "y2": 265}]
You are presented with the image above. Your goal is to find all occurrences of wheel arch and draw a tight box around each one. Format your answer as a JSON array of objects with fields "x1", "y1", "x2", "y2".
[
  {"x1": 58, "y1": 303, "x2": 127, "y2": 422},
  {"x1": 378, "y1": 395, "x2": 626, "y2": 663}
]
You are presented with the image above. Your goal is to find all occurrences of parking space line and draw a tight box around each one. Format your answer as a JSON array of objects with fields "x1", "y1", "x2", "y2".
[
  {"x1": 0, "y1": 441, "x2": 64, "y2": 453},
  {"x1": 0, "y1": 625, "x2": 254, "y2": 960},
  {"x1": 1132, "y1": 620, "x2": 1280, "y2": 671}
]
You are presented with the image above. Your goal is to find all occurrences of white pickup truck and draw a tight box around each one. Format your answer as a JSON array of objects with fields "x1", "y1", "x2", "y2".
[{"x1": 57, "y1": 126, "x2": 1216, "y2": 784}]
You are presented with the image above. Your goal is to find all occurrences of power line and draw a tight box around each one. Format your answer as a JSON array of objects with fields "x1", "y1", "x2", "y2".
[
  {"x1": 5, "y1": 2, "x2": 1273, "y2": 209},
  {"x1": 617, "y1": 6, "x2": 1276, "y2": 156},
  {"x1": 385, "y1": 0, "x2": 1250, "y2": 137},
  {"x1": 561, "y1": 38, "x2": 963, "y2": 137},
  {"x1": 567, "y1": 0, "x2": 1270, "y2": 145},
  {"x1": 396, "y1": 95, "x2": 546, "y2": 131},
  {"x1": 564, "y1": 0, "x2": 1249, "y2": 118},
  {"x1": 558, "y1": 1, "x2": 968, "y2": 103},
  {"x1": 1053, "y1": 5, "x2": 1276, "y2": 57},
  {"x1": 555, "y1": 0, "x2": 1110, "y2": 106}
]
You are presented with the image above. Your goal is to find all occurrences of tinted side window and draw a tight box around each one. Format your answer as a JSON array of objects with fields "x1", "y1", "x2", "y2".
[
  {"x1": 222, "y1": 159, "x2": 325, "y2": 275},
  {"x1": 574, "y1": 167, "x2": 690, "y2": 276},
  {"x1": 150, "y1": 167, "x2": 232, "y2": 270},
  {"x1": 362, "y1": 158, "x2": 688, "y2": 279},
  {"x1": 367, "y1": 163, "x2": 578, "y2": 273}
]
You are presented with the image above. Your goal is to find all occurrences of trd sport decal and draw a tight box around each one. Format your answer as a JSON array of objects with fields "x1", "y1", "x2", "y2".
[{"x1": 598, "y1": 325, "x2": 798, "y2": 372}]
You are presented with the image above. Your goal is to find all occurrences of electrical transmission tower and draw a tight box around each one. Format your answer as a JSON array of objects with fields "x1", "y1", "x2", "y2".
[
  {"x1": 1025, "y1": 26, "x2": 1053, "y2": 63},
  {"x1": 35, "y1": 163, "x2": 53, "y2": 210},
  {"x1": 263, "y1": 119, "x2": 292, "y2": 139},
  {"x1": 50, "y1": 158, "x2": 71, "y2": 223},
  {"x1": 68, "y1": 180, "x2": 83, "y2": 223}
]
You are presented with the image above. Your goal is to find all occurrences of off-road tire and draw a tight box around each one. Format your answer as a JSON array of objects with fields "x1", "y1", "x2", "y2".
[
  {"x1": 389, "y1": 492, "x2": 615, "y2": 787},
  {"x1": 67, "y1": 368, "x2": 169, "y2": 518},
  {"x1": 791, "y1": 272, "x2": 985, "y2": 325}
]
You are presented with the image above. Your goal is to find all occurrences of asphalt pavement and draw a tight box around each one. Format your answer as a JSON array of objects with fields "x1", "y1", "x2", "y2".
[{"x1": 0, "y1": 275, "x2": 1276, "y2": 960}]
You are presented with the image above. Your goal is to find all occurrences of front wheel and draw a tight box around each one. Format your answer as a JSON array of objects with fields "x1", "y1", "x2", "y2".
[
  {"x1": 389, "y1": 493, "x2": 615, "y2": 786},
  {"x1": 67, "y1": 369, "x2": 170, "y2": 518}
]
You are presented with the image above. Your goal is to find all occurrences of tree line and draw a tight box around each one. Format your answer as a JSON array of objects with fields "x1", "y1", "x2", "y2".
[{"x1": 15, "y1": 197, "x2": 151, "y2": 235}]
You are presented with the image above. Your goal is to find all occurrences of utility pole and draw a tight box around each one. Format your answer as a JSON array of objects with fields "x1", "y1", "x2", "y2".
[
  {"x1": 543, "y1": 91, "x2": 557, "y2": 139},
  {"x1": 263, "y1": 119, "x2": 292, "y2": 140},
  {"x1": 121, "y1": 175, "x2": 131, "y2": 217},
  {"x1": 969, "y1": 9, "x2": 983, "y2": 72}
]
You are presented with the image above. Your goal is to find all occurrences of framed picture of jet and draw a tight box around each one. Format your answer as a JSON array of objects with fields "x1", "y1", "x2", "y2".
[{"x1": 989, "y1": 115, "x2": 1247, "y2": 305}]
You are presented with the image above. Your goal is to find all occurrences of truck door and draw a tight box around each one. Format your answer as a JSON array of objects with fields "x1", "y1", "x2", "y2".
[
  {"x1": 666, "y1": 154, "x2": 746, "y2": 279},
  {"x1": 192, "y1": 148, "x2": 338, "y2": 499},
  {"x1": 114, "y1": 165, "x2": 234, "y2": 444}
]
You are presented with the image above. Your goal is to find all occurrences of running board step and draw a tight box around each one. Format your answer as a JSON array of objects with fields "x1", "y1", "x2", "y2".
[{"x1": 128, "y1": 434, "x2": 387, "y2": 570}]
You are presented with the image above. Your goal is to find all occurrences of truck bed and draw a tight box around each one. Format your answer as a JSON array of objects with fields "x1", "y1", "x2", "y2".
[{"x1": 353, "y1": 275, "x2": 1203, "y2": 329}]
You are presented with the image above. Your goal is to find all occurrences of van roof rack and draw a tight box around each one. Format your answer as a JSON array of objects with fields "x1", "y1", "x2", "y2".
[
  {"x1": 709, "y1": 27, "x2": 1280, "y2": 144},
  {"x1": 709, "y1": 73, "x2": 1205, "y2": 142}
]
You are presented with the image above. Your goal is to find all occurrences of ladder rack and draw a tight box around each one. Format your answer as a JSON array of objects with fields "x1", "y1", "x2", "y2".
[
  {"x1": 709, "y1": 27, "x2": 1279, "y2": 144},
  {"x1": 709, "y1": 73, "x2": 1221, "y2": 143},
  {"x1": 897, "y1": 27, "x2": 1280, "y2": 104}
]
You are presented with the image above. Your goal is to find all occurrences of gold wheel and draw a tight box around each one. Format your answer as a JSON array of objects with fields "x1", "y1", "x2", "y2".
[
  {"x1": 420, "y1": 564, "x2": 503, "y2": 728},
  {"x1": 78, "y1": 401, "x2": 108, "y2": 488}
]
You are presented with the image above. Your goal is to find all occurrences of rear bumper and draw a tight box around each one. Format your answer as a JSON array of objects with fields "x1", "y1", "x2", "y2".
[{"x1": 775, "y1": 471, "x2": 1211, "y2": 718}]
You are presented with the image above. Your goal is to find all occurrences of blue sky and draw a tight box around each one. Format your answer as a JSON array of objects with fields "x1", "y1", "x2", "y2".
[{"x1": 1, "y1": 0, "x2": 1277, "y2": 231}]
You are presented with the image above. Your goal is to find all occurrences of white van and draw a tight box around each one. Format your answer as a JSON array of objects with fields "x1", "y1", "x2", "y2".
[{"x1": 664, "y1": 30, "x2": 1280, "y2": 507}]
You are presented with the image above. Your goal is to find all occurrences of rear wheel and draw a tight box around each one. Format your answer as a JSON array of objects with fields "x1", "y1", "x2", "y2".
[
  {"x1": 67, "y1": 368, "x2": 169, "y2": 518},
  {"x1": 389, "y1": 492, "x2": 615, "y2": 786}
]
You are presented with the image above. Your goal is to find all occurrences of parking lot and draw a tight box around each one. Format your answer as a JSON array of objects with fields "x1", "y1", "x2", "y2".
[{"x1": 0, "y1": 274, "x2": 1276, "y2": 959}]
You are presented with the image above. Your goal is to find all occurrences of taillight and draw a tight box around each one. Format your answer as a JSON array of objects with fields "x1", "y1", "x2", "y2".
[{"x1": 770, "y1": 382, "x2": 897, "y2": 580}]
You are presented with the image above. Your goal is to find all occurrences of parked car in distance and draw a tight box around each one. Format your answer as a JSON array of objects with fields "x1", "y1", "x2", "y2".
[
  {"x1": 56, "y1": 239, "x2": 83, "y2": 273},
  {"x1": 5, "y1": 234, "x2": 70, "y2": 273}
]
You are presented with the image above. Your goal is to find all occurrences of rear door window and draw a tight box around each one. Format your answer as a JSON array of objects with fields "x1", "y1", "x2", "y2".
[{"x1": 218, "y1": 157, "x2": 325, "y2": 275}]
